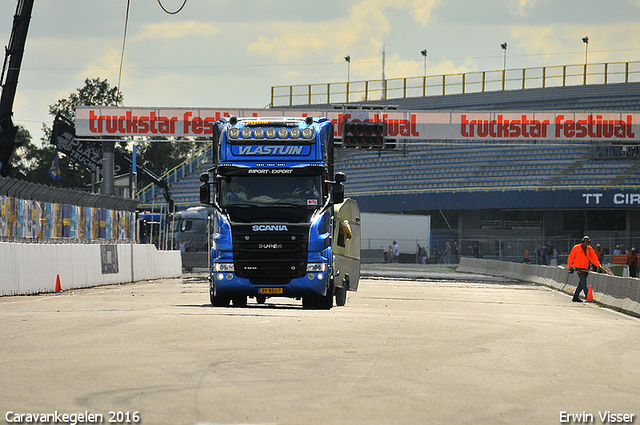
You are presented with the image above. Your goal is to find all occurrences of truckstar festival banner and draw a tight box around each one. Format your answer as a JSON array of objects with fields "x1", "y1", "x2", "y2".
[{"x1": 75, "y1": 107, "x2": 640, "y2": 142}]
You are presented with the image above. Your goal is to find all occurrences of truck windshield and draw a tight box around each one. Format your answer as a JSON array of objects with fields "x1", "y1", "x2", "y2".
[{"x1": 220, "y1": 175, "x2": 323, "y2": 208}]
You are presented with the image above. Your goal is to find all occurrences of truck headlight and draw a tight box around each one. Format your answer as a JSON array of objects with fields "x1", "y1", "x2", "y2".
[
  {"x1": 278, "y1": 128, "x2": 289, "y2": 139},
  {"x1": 307, "y1": 262, "x2": 327, "y2": 272},
  {"x1": 214, "y1": 262, "x2": 235, "y2": 272},
  {"x1": 302, "y1": 127, "x2": 315, "y2": 139}
]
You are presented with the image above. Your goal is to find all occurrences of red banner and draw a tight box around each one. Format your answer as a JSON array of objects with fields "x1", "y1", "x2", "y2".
[{"x1": 75, "y1": 107, "x2": 640, "y2": 142}]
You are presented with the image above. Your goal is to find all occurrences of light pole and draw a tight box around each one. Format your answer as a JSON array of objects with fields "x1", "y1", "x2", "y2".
[
  {"x1": 421, "y1": 49, "x2": 427, "y2": 96},
  {"x1": 345, "y1": 55, "x2": 351, "y2": 101},
  {"x1": 582, "y1": 36, "x2": 589, "y2": 84},
  {"x1": 501, "y1": 43, "x2": 507, "y2": 90},
  {"x1": 582, "y1": 36, "x2": 589, "y2": 64},
  {"x1": 501, "y1": 42, "x2": 507, "y2": 71},
  {"x1": 345, "y1": 55, "x2": 351, "y2": 83}
]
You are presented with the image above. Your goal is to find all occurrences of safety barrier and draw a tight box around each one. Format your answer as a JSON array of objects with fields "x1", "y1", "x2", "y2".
[
  {"x1": 457, "y1": 257, "x2": 640, "y2": 317},
  {"x1": 0, "y1": 242, "x2": 182, "y2": 296},
  {"x1": 0, "y1": 178, "x2": 182, "y2": 296}
]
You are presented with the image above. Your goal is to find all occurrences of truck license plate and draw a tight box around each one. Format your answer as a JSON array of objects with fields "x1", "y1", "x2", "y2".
[{"x1": 259, "y1": 287, "x2": 283, "y2": 294}]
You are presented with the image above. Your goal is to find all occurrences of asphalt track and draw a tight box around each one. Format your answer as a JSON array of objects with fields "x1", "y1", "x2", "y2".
[{"x1": 1, "y1": 265, "x2": 639, "y2": 425}]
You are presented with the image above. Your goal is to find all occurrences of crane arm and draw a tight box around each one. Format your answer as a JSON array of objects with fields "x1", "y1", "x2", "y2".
[{"x1": 0, "y1": 0, "x2": 34, "y2": 177}]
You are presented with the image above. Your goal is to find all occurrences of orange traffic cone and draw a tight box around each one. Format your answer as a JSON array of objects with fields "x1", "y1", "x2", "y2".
[
  {"x1": 54, "y1": 274, "x2": 62, "y2": 293},
  {"x1": 586, "y1": 284, "x2": 594, "y2": 302}
]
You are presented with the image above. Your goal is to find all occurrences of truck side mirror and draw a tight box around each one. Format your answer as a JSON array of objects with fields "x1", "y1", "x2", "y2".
[
  {"x1": 334, "y1": 183, "x2": 344, "y2": 204},
  {"x1": 334, "y1": 188, "x2": 344, "y2": 204},
  {"x1": 200, "y1": 183, "x2": 210, "y2": 204},
  {"x1": 333, "y1": 172, "x2": 346, "y2": 203}
]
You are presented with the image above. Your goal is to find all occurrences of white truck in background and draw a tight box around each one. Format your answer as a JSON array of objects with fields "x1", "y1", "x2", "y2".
[{"x1": 360, "y1": 213, "x2": 431, "y2": 262}]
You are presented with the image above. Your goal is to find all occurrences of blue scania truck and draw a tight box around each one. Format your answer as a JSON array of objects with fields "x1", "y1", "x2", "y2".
[{"x1": 199, "y1": 116, "x2": 360, "y2": 309}]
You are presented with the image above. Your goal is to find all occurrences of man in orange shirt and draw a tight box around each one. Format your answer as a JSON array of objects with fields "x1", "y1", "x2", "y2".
[{"x1": 568, "y1": 236, "x2": 602, "y2": 302}]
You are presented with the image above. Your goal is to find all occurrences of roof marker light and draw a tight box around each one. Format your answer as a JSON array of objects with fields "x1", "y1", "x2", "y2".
[
  {"x1": 278, "y1": 128, "x2": 289, "y2": 139},
  {"x1": 228, "y1": 127, "x2": 240, "y2": 139},
  {"x1": 302, "y1": 127, "x2": 315, "y2": 139}
]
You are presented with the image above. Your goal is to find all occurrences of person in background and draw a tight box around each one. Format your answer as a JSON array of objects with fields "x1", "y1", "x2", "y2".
[
  {"x1": 443, "y1": 242, "x2": 451, "y2": 264},
  {"x1": 392, "y1": 241, "x2": 400, "y2": 263},
  {"x1": 546, "y1": 241, "x2": 557, "y2": 265},
  {"x1": 595, "y1": 244, "x2": 605, "y2": 265},
  {"x1": 536, "y1": 245, "x2": 547, "y2": 265},
  {"x1": 568, "y1": 236, "x2": 602, "y2": 302},
  {"x1": 386, "y1": 245, "x2": 393, "y2": 263},
  {"x1": 453, "y1": 241, "x2": 461, "y2": 264},
  {"x1": 420, "y1": 244, "x2": 428, "y2": 264}
]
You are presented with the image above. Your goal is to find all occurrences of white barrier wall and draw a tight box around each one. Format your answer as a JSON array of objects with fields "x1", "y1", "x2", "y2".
[
  {"x1": 0, "y1": 242, "x2": 182, "y2": 296},
  {"x1": 457, "y1": 257, "x2": 640, "y2": 317}
]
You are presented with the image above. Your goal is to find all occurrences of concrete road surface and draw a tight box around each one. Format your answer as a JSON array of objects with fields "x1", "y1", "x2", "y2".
[{"x1": 1, "y1": 270, "x2": 639, "y2": 425}]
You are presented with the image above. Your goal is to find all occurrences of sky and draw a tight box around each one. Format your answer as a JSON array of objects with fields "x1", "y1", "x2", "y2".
[{"x1": 2, "y1": 0, "x2": 640, "y2": 144}]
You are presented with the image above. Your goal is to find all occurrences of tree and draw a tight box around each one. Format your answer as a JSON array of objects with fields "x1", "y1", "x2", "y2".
[
  {"x1": 48, "y1": 77, "x2": 122, "y2": 120},
  {"x1": 48, "y1": 77, "x2": 198, "y2": 182},
  {"x1": 13, "y1": 125, "x2": 97, "y2": 188},
  {"x1": 12, "y1": 78, "x2": 122, "y2": 187},
  {"x1": 14, "y1": 77, "x2": 199, "y2": 189},
  {"x1": 136, "y1": 138, "x2": 199, "y2": 177},
  {"x1": 10, "y1": 125, "x2": 36, "y2": 180}
]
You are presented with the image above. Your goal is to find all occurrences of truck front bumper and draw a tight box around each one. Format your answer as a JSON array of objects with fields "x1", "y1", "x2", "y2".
[{"x1": 211, "y1": 271, "x2": 330, "y2": 298}]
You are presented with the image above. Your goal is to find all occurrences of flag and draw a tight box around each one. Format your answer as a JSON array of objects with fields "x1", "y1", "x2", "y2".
[
  {"x1": 49, "y1": 154, "x2": 61, "y2": 180},
  {"x1": 132, "y1": 144, "x2": 137, "y2": 174}
]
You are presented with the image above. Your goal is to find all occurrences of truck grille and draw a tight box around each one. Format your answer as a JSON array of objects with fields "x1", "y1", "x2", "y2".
[{"x1": 231, "y1": 223, "x2": 309, "y2": 284}]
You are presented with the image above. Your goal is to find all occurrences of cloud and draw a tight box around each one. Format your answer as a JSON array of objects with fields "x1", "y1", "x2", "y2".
[
  {"x1": 410, "y1": 0, "x2": 441, "y2": 26},
  {"x1": 246, "y1": 1, "x2": 398, "y2": 63},
  {"x1": 510, "y1": 21, "x2": 640, "y2": 65},
  {"x1": 508, "y1": 0, "x2": 536, "y2": 18},
  {"x1": 133, "y1": 21, "x2": 219, "y2": 41}
]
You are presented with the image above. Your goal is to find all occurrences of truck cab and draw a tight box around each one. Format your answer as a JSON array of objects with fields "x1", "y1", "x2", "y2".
[{"x1": 200, "y1": 116, "x2": 359, "y2": 309}]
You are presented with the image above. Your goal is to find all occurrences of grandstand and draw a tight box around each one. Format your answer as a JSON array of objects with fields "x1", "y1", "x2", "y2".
[{"x1": 138, "y1": 71, "x2": 640, "y2": 263}]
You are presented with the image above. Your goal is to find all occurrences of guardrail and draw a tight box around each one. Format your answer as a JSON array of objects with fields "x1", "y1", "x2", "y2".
[
  {"x1": 271, "y1": 60, "x2": 640, "y2": 107},
  {"x1": 457, "y1": 257, "x2": 640, "y2": 317}
]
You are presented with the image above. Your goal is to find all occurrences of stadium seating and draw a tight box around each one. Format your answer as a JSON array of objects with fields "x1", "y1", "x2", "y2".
[
  {"x1": 334, "y1": 139, "x2": 640, "y2": 195},
  {"x1": 137, "y1": 139, "x2": 640, "y2": 209}
]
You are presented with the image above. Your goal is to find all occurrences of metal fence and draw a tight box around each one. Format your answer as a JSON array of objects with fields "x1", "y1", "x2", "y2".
[
  {"x1": 364, "y1": 234, "x2": 640, "y2": 266},
  {"x1": 271, "y1": 60, "x2": 640, "y2": 107},
  {"x1": 0, "y1": 177, "x2": 138, "y2": 243}
]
